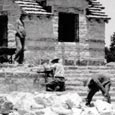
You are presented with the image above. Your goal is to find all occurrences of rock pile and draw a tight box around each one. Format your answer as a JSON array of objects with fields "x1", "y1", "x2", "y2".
[{"x1": 0, "y1": 92, "x2": 113, "y2": 115}]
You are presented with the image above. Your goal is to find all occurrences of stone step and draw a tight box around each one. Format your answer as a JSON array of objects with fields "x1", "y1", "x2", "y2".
[
  {"x1": 66, "y1": 84, "x2": 115, "y2": 88},
  {"x1": 65, "y1": 82, "x2": 115, "y2": 92},
  {"x1": 65, "y1": 67, "x2": 115, "y2": 70},
  {"x1": 65, "y1": 70, "x2": 115, "y2": 73},
  {"x1": 66, "y1": 80, "x2": 115, "y2": 85},
  {"x1": 65, "y1": 72, "x2": 115, "y2": 75},
  {"x1": 65, "y1": 66, "x2": 115, "y2": 70},
  {"x1": 66, "y1": 79, "x2": 115, "y2": 84},
  {"x1": 64, "y1": 91, "x2": 115, "y2": 102},
  {"x1": 65, "y1": 69, "x2": 115, "y2": 70},
  {"x1": 80, "y1": 95, "x2": 115, "y2": 102},
  {"x1": 0, "y1": 64, "x2": 115, "y2": 103},
  {"x1": 0, "y1": 64, "x2": 115, "y2": 70},
  {"x1": 66, "y1": 76, "x2": 115, "y2": 80},
  {"x1": 66, "y1": 87, "x2": 115, "y2": 94}
]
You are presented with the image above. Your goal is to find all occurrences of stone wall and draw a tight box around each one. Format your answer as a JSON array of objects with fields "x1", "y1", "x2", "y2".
[
  {"x1": 24, "y1": 15, "x2": 56, "y2": 65},
  {"x1": 52, "y1": 8, "x2": 85, "y2": 65},
  {"x1": 0, "y1": 71, "x2": 42, "y2": 93},
  {"x1": 0, "y1": 0, "x2": 106, "y2": 65},
  {"x1": 0, "y1": 0, "x2": 57, "y2": 65},
  {"x1": 47, "y1": 0, "x2": 88, "y2": 9},
  {"x1": 50, "y1": 9, "x2": 106, "y2": 65},
  {"x1": 0, "y1": 0, "x2": 3, "y2": 11},
  {"x1": 0, "y1": 0, "x2": 20, "y2": 48},
  {"x1": 53, "y1": 11, "x2": 100, "y2": 65},
  {"x1": 79, "y1": 14, "x2": 90, "y2": 64},
  {"x1": 5, "y1": 0, "x2": 21, "y2": 48},
  {"x1": 0, "y1": 65, "x2": 115, "y2": 104},
  {"x1": 86, "y1": 19, "x2": 105, "y2": 65},
  {"x1": 46, "y1": 0, "x2": 106, "y2": 65}
]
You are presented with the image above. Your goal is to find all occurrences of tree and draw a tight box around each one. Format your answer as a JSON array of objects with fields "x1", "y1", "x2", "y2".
[
  {"x1": 110, "y1": 32, "x2": 115, "y2": 52},
  {"x1": 105, "y1": 32, "x2": 115, "y2": 63}
]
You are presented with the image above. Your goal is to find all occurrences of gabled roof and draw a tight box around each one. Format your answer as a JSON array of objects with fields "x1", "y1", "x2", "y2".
[
  {"x1": 15, "y1": 0, "x2": 52, "y2": 15},
  {"x1": 15, "y1": 0, "x2": 110, "y2": 20},
  {"x1": 86, "y1": 0, "x2": 110, "y2": 20}
]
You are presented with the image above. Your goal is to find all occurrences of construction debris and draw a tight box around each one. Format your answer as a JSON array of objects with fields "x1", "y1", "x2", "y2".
[{"x1": 0, "y1": 92, "x2": 113, "y2": 115}]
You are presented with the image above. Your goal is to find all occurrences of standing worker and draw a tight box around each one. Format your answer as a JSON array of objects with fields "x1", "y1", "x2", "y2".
[{"x1": 14, "y1": 14, "x2": 26, "y2": 64}]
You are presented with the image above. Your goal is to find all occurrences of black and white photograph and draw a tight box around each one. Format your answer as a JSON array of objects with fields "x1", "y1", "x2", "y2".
[{"x1": 0, "y1": 0, "x2": 114, "y2": 115}]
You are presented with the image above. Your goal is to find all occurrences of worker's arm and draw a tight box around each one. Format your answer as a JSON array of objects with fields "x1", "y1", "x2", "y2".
[
  {"x1": 93, "y1": 77, "x2": 107, "y2": 95},
  {"x1": 83, "y1": 78, "x2": 91, "y2": 87},
  {"x1": 15, "y1": 20, "x2": 21, "y2": 34}
]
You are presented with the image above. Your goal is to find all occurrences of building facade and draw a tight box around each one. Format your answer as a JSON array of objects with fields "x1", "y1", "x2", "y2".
[{"x1": 0, "y1": 0, "x2": 110, "y2": 65}]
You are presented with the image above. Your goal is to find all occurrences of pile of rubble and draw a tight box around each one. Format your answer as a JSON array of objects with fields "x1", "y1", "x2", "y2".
[{"x1": 0, "y1": 92, "x2": 113, "y2": 115}]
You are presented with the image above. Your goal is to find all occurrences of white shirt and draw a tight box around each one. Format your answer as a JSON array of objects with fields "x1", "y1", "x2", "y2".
[
  {"x1": 51, "y1": 63, "x2": 64, "y2": 77},
  {"x1": 15, "y1": 19, "x2": 26, "y2": 37}
]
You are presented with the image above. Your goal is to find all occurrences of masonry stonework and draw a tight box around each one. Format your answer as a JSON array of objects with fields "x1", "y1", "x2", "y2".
[
  {"x1": 86, "y1": 19, "x2": 105, "y2": 64},
  {"x1": 0, "y1": 0, "x2": 109, "y2": 65},
  {"x1": 24, "y1": 15, "x2": 56, "y2": 65}
]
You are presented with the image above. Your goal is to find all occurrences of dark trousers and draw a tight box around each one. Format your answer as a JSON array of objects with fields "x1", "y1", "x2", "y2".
[
  {"x1": 86, "y1": 79, "x2": 111, "y2": 105},
  {"x1": 14, "y1": 33, "x2": 25, "y2": 64},
  {"x1": 46, "y1": 77, "x2": 65, "y2": 91}
]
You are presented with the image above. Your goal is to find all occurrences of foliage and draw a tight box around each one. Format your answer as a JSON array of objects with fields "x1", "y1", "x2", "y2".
[
  {"x1": 110, "y1": 32, "x2": 115, "y2": 51},
  {"x1": 105, "y1": 32, "x2": 115, "y2": 63}
]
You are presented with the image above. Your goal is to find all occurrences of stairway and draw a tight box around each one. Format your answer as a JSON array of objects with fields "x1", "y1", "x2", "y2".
[
  {"x1": 0, "y1": 64, "x2": 115, "y2": 104},
  {"x1": 64, "y1": 66, "x2": 115, "y2": 103}
]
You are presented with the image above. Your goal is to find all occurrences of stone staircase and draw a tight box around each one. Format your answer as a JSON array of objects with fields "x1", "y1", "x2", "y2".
[
  {"x1": 0, "y1": 64, "x2": 115, "y2": 104},
  {"x1": 64, "y1": 66, "x2": 115, "y2": 103}
]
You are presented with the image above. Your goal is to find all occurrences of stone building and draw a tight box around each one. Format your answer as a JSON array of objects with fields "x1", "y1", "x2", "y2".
[{"x1": 0, "y1": 0, "x2": 110, "y2": 65}]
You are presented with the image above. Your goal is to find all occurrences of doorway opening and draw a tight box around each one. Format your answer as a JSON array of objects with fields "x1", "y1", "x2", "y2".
[
  {"x1": 0, "y1": 15, "x2": 8, "y2": 63},
  {"x1": 58, "y1": 12, "x2": 79, "y2": 42},
  {"x1": 0, "y1": 15, "x2": 8, "y2": 47}
]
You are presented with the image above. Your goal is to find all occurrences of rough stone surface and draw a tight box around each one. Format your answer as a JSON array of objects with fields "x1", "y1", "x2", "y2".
[
  {"x1": 0, "y1": 64, "x2": 114, "y2": 103},
  {"x1": 0, "y1": 0, "x2": 106, "y2": 65},
  {"x1": 0, "y1": 92, "x2": 113, "y2": 115}
]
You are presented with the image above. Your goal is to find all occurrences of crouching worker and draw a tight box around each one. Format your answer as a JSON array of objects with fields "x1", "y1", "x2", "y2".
[
  {"x1": 46, "y1": 58, "x2": 65, "y2": 91},
  {"x1": 83, "y1": 73, "x2": 111, "y2": 106},
  {"x1": 41, "y1": 61, "x2": 54, "y2": 83}
]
